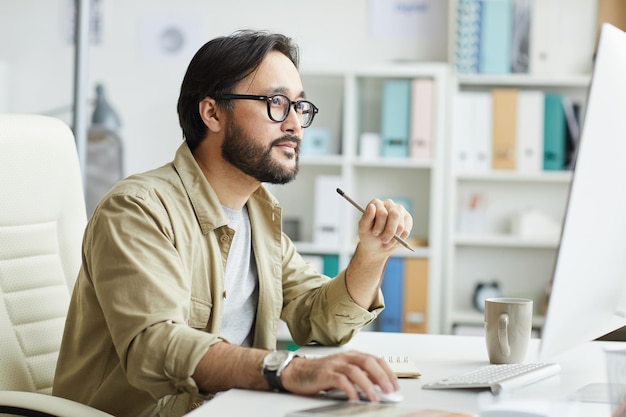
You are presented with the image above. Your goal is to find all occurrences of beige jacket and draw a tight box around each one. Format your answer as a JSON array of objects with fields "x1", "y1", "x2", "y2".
[{"x1": 52, "y1": 142, "x2": 383, "y2": 417}]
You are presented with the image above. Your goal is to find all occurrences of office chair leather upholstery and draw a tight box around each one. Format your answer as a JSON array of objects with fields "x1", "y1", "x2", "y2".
[{"x1": 0, "y1": 114, "x2": 113, "y2": 417}]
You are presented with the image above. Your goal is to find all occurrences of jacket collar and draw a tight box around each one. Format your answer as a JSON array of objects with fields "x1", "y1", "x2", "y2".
[{"x1": 171, "y1": 142, "x2": 280, "y2": 234}]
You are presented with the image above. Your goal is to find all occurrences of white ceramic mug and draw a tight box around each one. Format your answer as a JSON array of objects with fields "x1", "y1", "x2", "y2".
[{"x1": 484, "y1": 298, "x2": 533, "y2": 364}]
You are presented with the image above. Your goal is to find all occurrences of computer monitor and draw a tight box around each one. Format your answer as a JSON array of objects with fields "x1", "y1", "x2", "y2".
[{"x1": 538, "y1": 23, "x2": 626, "y2": 361}]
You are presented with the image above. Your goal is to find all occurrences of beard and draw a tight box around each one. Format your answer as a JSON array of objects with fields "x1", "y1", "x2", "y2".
[{"x1": 221, "y1": 117, "x2": 300, "y2": 184}]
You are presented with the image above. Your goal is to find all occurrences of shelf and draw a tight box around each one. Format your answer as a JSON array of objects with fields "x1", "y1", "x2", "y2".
[
  {"x1": 294, "y1": 241, "x2": 431, "y2": 259},
  {"x1": 457, "y1": 73, "x2": 591, "y2": 88},
  {"x1": 455, "y1": 171, "x2": 573, "y2": 183},
  {"x1": 451, "y1": 309, "x2": 545, "y2": 328},
  {"x1": 299, "y1": 155, "x2": 343, "y2": 167},
  {"x1": 293, "y1": 242, "x2": 342, "y2": 255},
  {"x1": 302, "y1": 62, "x2": 450, "y2": 78},
  {"x1": 353, "y1": 158, "x2": 433, "y2": 169},
  {"x1": 454, "y1": 234, "x2": 560, "y2": 249}
]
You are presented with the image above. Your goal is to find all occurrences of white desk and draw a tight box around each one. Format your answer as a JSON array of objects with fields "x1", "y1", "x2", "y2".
[{"x1": 189, "y1": 332, "x2": 624, "y2": 417}]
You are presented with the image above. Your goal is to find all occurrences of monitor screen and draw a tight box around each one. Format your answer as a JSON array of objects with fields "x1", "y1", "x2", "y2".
[{"x1": 538, "y1": 23, "x2": 626, "y2": 361}]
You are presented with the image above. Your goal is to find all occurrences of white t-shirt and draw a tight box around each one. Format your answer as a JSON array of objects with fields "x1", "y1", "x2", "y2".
[{"x1": 220, "y1": 205, "x2": 259, "y2": 347}]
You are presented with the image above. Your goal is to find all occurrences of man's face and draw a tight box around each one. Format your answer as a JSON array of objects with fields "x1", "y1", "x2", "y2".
[
  {"x1": 221, "y1": 115, "x2": 300, "y2": 184},
  {"x1": 221, "y1": 51, "x2": 305, "y2": 184}
]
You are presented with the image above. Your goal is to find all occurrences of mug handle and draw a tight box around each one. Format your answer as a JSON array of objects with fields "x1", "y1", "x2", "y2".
[{"x1": 498, "y1": 313, "x2": 511, "y2": 357}]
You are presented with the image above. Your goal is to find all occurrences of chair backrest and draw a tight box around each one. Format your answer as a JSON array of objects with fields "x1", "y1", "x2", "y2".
[{"x1": 0, "y1": 114, "x2": 86, "y2": 394}]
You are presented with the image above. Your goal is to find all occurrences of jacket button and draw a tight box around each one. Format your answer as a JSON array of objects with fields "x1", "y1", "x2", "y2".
[{"x1": 220, "y1": 235, "x2": 230, "y2": 243}]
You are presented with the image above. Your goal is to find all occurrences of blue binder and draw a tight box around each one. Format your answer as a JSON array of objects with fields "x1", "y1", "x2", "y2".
[
  {"x1": 380, "y1": 80, "x2": 411, "y2": 158},
  {"x1": 456, "y1": 0, "x2": 482, "y2": 74},
  {"x1": 543, "y1": 93, "x2": 567, "y2": 171},
  {"x1": 479, "y1": 0, "x2": 513, "y2": 74},
  {"x1": 378, "y1": 257, "x2": 404, "y2": 332}
]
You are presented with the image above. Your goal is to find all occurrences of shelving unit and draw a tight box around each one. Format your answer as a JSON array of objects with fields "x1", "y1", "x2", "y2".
[
  {"x1": 443, "y1": 74, "x2": 591, "y2": 334},
  {"x1": 441, "y1": 0, "x2": 598, "y2": 335},
  {"x1": 268, "y1": 63, "x2": 450, "y2": 334}
]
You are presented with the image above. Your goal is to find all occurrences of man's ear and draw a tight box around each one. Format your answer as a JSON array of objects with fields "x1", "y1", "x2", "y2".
[{"x1": 199, "y1": 97, "x2": 223, "y2": 133}]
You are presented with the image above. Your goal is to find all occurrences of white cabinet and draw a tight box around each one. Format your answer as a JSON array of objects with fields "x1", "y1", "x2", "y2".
[{"x1": 268, "y1": 63, "x2": 450, "y2": 334}]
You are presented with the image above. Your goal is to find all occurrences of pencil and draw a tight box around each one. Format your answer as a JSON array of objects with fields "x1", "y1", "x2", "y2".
[{"x1": 336, "y1": 188, "x2": 415, "y2": 252}]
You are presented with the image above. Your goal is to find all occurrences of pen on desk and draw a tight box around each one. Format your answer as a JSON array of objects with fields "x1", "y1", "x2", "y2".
[{"x1": 336, "y1": 188, "x2": 415, "y2": 252}]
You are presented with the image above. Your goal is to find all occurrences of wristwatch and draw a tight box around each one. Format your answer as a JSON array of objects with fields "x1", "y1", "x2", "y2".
[{"x1": 261, "y1": 350, "x2": 298, "y2": 392}]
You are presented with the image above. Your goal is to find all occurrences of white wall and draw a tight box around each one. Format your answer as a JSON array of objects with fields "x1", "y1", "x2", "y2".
[{"x1": 0, "y1": 0, "x2": 449, "y2": 176}]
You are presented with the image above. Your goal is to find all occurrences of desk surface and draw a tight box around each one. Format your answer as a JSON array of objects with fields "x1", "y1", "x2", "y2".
[{"x1": 189, "y1": 332, "x2": 624, "y2": 417}]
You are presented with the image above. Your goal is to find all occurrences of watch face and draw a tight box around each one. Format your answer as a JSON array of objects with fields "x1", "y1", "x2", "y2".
[{"x1": 264, "y1": 351, "x2": 288, "y2": 370}]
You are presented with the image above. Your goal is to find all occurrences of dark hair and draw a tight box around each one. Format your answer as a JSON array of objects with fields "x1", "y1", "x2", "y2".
[{"x1": 177, "y1": 30, "x2": 299, "y2": 150}]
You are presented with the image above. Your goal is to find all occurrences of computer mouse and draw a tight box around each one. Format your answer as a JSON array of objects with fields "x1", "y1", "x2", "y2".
[{"x1": 324, "y1": 386, "x2": 404, "y2": 403}]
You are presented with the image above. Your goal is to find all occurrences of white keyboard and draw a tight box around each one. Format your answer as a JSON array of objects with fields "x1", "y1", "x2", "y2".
[{"x1": 422, "y1": 362, "x2": 561, "y2": 395}]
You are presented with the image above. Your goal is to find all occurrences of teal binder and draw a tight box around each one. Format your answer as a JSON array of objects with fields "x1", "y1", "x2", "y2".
[
  {"x1": 543, "y1": 93, "x2": 567, "y2": 171},
  {"x1": 380, "y1": 80, "x2": 411, "y2": 158},
  {"x1": 322, "y1": 254, "x2": 339, "y2": 277},
  {"x1": 479, "y1": 0, "x2": 513, "y2": 74}
]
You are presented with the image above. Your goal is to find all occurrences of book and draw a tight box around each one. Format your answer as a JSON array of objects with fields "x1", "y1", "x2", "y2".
[
  {"x1": 380, "y1": 80, "x2": 411, "y2": 158},
  {"x1": 287, "y1": 403, "x2": 472, "y2": 417},
  {"x1": 380, "y1": 355, "x2": 421, "y2": 378}
]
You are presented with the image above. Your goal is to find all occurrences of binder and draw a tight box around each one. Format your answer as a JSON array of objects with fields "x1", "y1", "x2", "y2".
[
  {"x1": 492, "y1": 88, "x2": 518, "y2": 170},
  {"x1": 313, "y1": 175, "x2": 343, "y2": 246},
  {"x1": 322, "y1": 255, "x2": 339, "y2": 277},
  {"x1": 511, "y1": 0, "x2": 531, "y2": 73},
  {"x1": 543, "y1": 93, "x2": 567, "y2": 171},
  {"x1": 516, "y1": 90, "x2": 545, "y2": 173},
  {"x1": 402, "y1": 258, "x2": 429, "y2": 334},
  {"x1": 529, "y1": 0, "x2": 596, "y2": 75},
  {"x1": 456, "y1": 0, "x2": 482, "y2": 74},
  {"x1": 528, "y1": 0, "x2": 557, "y2": 74},
  {"x1": 409, "y1": 78, "x2": 434, "y2": 161},
  {"x1": 380, "y1": 80, "x2": 411, "y2": 158},
  {"x1": 453, "y1": 92, "x2": 493, "y2": 173},
  {"x1": 479, "y1": 0, "x2": 514, "y2": 74},
  {"x1": 378, "y1": 258, "x2": 404, "y2": 332},
  {"x1": 563, "y1": 97, "x2": 581, "y2": 170}
]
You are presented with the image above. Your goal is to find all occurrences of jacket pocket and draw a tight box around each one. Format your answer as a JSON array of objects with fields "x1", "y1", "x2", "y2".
[{"x1": 188, "y1": 297, "x2": 212, "y2": 329}]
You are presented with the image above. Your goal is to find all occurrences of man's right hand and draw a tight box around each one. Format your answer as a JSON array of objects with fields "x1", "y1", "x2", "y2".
[{"x1": 279, "y1": 350, "x2": 399, "y2": 402}]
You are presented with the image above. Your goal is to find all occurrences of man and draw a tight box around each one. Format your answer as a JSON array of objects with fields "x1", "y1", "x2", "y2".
[{"x1": 53, "y1": 30, "x2": 413, "y2": 417}]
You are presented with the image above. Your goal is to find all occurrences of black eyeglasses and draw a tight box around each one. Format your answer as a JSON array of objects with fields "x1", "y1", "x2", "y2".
[{"x1": 218, "y1": 93, "x2": 319, "y2": 128}]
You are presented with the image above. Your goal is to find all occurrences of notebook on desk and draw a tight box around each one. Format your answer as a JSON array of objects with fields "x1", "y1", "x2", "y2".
[{"x1": 303, "y1": 354, "x2": 420, "y2": 378}]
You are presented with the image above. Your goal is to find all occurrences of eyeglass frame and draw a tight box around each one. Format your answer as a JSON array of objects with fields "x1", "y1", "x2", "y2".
[{"x1": 216, "y1": 93, "x2": 319, "y2": 128}]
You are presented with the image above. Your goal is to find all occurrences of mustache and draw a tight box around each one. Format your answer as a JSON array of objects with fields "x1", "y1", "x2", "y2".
[{"x1": 271, "y1": 135, "x2": 301, "y2": 151}]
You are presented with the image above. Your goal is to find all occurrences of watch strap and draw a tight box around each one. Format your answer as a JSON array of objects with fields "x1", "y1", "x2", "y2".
[{"x1": 262, "y1": 351, "x2": 298, "y2": 392}]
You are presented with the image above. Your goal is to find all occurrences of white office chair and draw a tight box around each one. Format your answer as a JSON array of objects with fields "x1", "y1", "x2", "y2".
[{"x1": 0, "y1": 114, "x2": 113, "y2": 417}]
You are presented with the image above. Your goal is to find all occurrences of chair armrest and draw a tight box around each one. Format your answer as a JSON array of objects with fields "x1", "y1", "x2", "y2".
[{"x1": 0, "y1": 391, "x2": 115, "y2": 417}]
